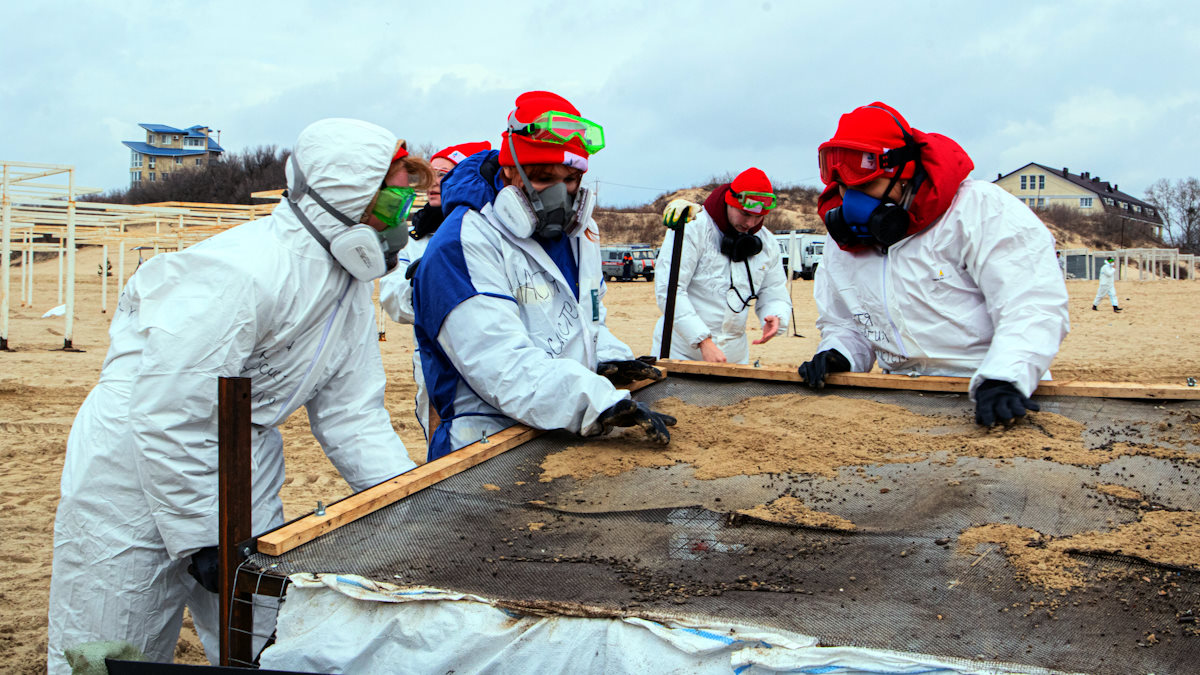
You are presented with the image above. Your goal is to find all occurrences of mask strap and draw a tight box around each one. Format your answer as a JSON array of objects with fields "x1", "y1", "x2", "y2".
[
  {"x1": 287, "y1": 199, "x2": 331, "y2": 253},
  {"x1": 726, "y1": 257, "x2": 758, "y2": 312},
  {"x1": 743, "y1": 258, "x2": 757, "y2": 299},
  {"x1": 289, "y1": 155, "x2": 360, "y2": 228},
  {"x1": 507, "y1": 133, "x2": 546, "y2": 215}
]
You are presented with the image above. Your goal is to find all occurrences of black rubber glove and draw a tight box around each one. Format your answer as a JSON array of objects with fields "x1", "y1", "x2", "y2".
[
  {"x1": 410, "y1": 203, "x2": 445, "y2": 240},
  {"x1": 597, "y1": 399, "x2": 677, "y2": 445},
  {"x1": 597, "y1": 359, "x2": 666, "y2": 386},
  {"x1": 974, "y1": 379, "x2": 1040, "y2": 426},
  {"x1": 797, "y1": 349, "x2": 851, "y2": 390},
  {"x1": 187, "y1": 546, "x2": 220, "y2": 594}
]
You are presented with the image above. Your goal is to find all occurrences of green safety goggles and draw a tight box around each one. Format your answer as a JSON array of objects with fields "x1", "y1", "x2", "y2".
[
  {"x1": 509, "y1": 110, "x2": 606, "y2": 154},
  {"x1": 731, "y1": 190, "x2": 777, "y2": 214},
  {"x1": 370, "y1": 186, "x2": 417, "y2": 229}
]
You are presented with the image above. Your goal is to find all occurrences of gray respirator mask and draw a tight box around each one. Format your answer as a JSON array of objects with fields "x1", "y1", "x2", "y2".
[
  {"x1": 286, "y1": 155, "x2": 403, "y2": 282},
  {"x1": 507, "y1": 133, "x2": 577, "y2": 239}
]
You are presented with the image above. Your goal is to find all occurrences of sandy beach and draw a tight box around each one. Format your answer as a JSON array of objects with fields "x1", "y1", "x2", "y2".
[{"x1": 1, "y1": 243, "x2": 1197, "y2": 670}]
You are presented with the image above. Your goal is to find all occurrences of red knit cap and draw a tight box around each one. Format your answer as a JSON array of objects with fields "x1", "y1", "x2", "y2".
[
  {"x1": 432, "y1": 141, "x2": 492, "y2": 166},
  {"x1": 821, "y1": 102, "x2": 917, "y2": 181},
  {"x1": 499, "y1": 90, "x2": 591, "y2": 172},
  {"x1": 724, "y1": 167, "x2": 774, "y2": 214}
]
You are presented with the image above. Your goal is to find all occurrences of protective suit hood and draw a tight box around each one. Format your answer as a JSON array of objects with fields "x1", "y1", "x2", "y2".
[
  {"x1": 818, "y1": 130, "x2": 975, "y2": 252},
  {"x1": 283, "y1": 118, "x2": 397, "y2": 243}
]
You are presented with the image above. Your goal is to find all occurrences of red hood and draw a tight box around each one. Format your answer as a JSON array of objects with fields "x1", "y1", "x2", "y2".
[
  {"x1": 704, "y1": 183, "x2": 764, "y2": 237},
  {"x1": 817, "y1": 129, "x2": 974, "y2": 252}
]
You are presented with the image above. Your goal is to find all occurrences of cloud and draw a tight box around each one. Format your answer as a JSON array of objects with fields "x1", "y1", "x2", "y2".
[{"x1": 2, "y1": 0, "x2": 1199, "y2": 206}]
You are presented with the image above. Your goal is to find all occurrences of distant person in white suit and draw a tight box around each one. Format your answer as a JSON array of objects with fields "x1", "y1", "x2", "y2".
[{"x1": 1093, "y1": 256, "x2": 1122, "y2": 312}]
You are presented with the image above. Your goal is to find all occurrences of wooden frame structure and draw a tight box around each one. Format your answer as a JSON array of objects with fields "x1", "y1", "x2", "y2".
[
  {"x1": 1061, "y1": 246, "x2": 1198, "y2": 282},
  {"x1": 1, "y1": 160, "x2": 271, "y2": 349},
  {"x1": 655, "y1": 360, "x2": 1200, "y2": 399},
  {"x1": 222, "y1": 363, "x2": 1199, "y2": 665},
  {"x1": 249, "y1": 362, "x2": 1196, "y2": 561}
]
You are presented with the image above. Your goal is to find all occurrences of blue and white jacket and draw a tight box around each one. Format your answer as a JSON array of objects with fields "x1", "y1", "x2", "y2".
[{"x1": 412, "y1": 153, "x2": 634, "y2": 460}]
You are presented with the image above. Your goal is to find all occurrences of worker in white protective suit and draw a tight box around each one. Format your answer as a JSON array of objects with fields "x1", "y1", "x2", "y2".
[
  {"x1": 412, "y1": 90, "x2": 673, "y2": 460},
  {"x1": 652, "y1": 167, "x2": 792, "y2": 364},
  {"x1": 379, "y1": 141, "x2": 491, "y2": 441},
  {"x1": 799, "y1": 102, "x2": 1070, "y2": 427},
  {"x1": 46, "y1": 118, "x2": 431, "y2": 673},
  {"x1": 1092, "y1": 256, "x2": 1123, "y2": 312}
]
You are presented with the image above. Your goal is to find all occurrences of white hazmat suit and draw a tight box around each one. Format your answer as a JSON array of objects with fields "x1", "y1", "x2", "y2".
[
  {"x1": 379, "y1": 235, "x2": 431, "y2": 437},
  {"x1": 47, "y1": 118, "x2": 417, "y2": 672},
  {"x1": 1093, "y1": 260, "x2": 1118, "y2": 307},
  {"x1": 652, "y1": 209, "x2": 791, "y2": 364},
  {"x1": 815, "y1": 180, "x2": 1070, "y2": 398}
]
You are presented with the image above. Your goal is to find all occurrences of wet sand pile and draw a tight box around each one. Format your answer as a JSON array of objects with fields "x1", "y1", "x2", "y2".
[
  {"x1": 736, "y1": 495, "x2": 857, "y2": 531},
  {"x1": 958, "y1": 511, "x2": 1200, "y2": 591}
]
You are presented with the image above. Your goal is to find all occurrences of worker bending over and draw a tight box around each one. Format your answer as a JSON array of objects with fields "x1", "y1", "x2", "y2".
[
  {"x1": 412, "y1": 91, "x2": 673, "y2": 460},
  {"x1": 47, "y1": 119, "x2": 429, "y2": 672},
  {"x1": 799, "y1": 102, "x2": 1069, "y2": 427}
]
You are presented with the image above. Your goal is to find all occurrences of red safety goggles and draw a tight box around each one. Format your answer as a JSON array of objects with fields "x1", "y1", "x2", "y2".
[{"x1": 818, "y1": 142, "x2": 898, "y2": 187}]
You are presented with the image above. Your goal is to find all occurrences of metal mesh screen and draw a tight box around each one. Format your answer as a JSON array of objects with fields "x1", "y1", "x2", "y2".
[{"x1": 250, "y1": 376, "x2": 1200, "y2": 674}]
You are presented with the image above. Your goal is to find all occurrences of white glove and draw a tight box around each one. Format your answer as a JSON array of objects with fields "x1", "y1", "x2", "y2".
[{"x1": 662, "y1": 199, "x2": 702, "y2": 231}]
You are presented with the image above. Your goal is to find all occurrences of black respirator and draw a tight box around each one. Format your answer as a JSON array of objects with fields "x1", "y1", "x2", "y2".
[
  {"x1": 719, "y1": 231, "x2": 763, "y2": 262},
  {"x1": 823, "y1": 189, "x2": 914, "y2": 250}
]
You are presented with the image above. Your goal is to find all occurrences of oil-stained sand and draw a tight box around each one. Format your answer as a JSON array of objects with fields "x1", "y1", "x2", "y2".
[{"x1": 540, "y1": 394, "x2": 1194, "y2": 482}]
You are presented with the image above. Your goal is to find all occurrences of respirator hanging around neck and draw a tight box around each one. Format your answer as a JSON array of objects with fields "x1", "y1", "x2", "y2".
[
  {"x1": 719, "y1": 231, "x2": 763, "y2": 262},
  {"x1": 287, "y1": 154, "x2": 389, "y2": 282}
]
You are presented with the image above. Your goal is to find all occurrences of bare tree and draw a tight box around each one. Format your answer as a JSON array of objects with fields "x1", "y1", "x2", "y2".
[
  {"x1": 411, "y1": 141, "x2": 440, "y2": 160},
  {"x1": 85, "y1": 146, "x2": 291, "y2": 205},
  {"x1": 1144, "y1": 177, "x2": 1200, "y2": 254}
]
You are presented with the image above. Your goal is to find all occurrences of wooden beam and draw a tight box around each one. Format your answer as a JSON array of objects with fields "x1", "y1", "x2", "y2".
[
  {"x1": 656, "y1": 359, "x2": 1200, "y2": 400},
  {"x1": 256, "y1": 375, "x2": 663, "y2": 556},
  {"x1": 217, "y1": 377, "x2": 254, "y2": 666},
  {"x1": 256, "y1": 423, "x2": 544, "y2": 556}
]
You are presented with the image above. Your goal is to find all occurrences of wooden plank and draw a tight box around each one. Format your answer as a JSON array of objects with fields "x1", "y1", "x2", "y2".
[
  {"x1": 217, "y1": 377, "x2": 254, "y2": 666},
  {"x1": 256, "y1": 375, "x2": 665, "y2": 556},
  {"x1": 257, "y1": 423, "x2": 544, "y2": 556},
  {"x1": 657, "y1": 359, "x2": 1200, "y2": 400}
]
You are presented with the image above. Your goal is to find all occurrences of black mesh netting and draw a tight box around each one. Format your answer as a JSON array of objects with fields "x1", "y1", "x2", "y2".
[{"x1": 249, "y1": 375, "x2": 1200, "y2": 674}]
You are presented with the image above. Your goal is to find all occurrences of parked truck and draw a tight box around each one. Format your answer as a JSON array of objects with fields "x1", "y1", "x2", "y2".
[
  {"x1": 774, "y1": 230, "x2": 825, "y2": 280},
  {"x1": 601, "y1": 245, "x2": 656, "y2": 281}
]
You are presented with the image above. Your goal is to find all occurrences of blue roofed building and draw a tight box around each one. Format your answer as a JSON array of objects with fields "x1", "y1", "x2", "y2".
[{"x1": 123, "y1": 124, "x2": 225, "y2": 185}]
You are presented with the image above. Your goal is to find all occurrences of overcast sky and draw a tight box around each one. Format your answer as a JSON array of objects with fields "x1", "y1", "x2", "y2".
[{"x1": 2, "y1": 0, "x2": 1197, "y2": 206}]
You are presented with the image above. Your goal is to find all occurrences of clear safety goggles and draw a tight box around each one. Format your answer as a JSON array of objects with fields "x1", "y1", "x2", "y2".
[
  {"x1": 370, "y1": 185, "x2": 417, "y2": 230},
  {"x1": 509, "y1": 110, "x2": 606, "y2": 154},
  {"x1": 730, "y1": 190, "x2": 777, "y2": 214}
]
